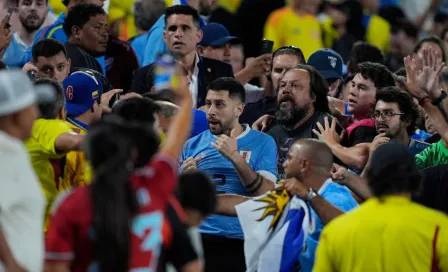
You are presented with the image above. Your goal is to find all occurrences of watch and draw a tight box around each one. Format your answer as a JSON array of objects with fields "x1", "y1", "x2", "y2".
[
  {"x1": 304, "y1": 188, "x2": 318, "y2": 202},
  {"x1": 432, "y1": 90, "x2": 447, "y2": 106}
]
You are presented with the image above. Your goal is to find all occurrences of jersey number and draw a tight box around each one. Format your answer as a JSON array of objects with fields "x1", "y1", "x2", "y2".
[{"x1": 130, "y1": 211, "x2": 163, "y2": 272}]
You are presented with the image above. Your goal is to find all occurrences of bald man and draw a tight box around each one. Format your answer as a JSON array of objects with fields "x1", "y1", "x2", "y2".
[{"x1": 217, "y1": 139, "x2": 358, "y2": 272}]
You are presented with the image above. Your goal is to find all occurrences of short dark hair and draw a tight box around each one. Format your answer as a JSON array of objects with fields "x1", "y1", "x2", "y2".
[
  {"x1": 111, "y1": 97, "x2": 161, "y2": 124},
  {"x1": 366, "y1": 143, "x2": 422, "y2": 196},
  {"x1": 348, "y1": 42, "x2": 385, "y2": 73},
  {"x1": 134, "y1": 0, "x2": 166, "y2": 31},
  {"x1": 207, "y1": 77, "x2": 246, "y2": 103},
  {"x1": 34, "y1": 78, "x2": 65, "y2": 119},
  {"x1": 394, "y1": 67, "x2": 407, "y2": 77},
  {"x1": 164, "y1": 5, "x2": 201, "y2": 29},
  {"x1": 391, "y1": 19, "x2": 418, "y2": 39},
  {"x1": 32, "y1": 38, "x2": 67, "y2": 61},
  {"x1": 285, "y1": 65, "x2": 331, "y2": 114},
  {"x1": 63, "y1": 4, "x2": 106, "y2": 38},
  {"x1": 272, "y1": 46, "x2": 305, "y2": 65},
  {"x1": 376, "y1": 87, "x2": 421, "y2": 135},
  {"x1": 176, "y1": 171, "x2": 217, "y2": 217},
  {"x1": 413, "y1": 36, "x2": 447, "y2": 63},
  {"x1": 353, "y1": 62, "x2": 395, "y2": 89}
]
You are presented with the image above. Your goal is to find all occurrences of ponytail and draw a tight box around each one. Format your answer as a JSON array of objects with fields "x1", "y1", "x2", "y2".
[
  {"x1": 91, "y1": 145, "x2": 138, "y2": 271},
  {"x1": 85, "y1": 116, "x2": 159, "y2": 271}
]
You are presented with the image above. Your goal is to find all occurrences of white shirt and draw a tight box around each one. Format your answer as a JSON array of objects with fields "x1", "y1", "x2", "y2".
[
  {"x1": 189, "y1": 53, "x2": 200, "y2": 108},
  {"x1": 0, "y1": 131, "x2": 45, "y2": 272}
]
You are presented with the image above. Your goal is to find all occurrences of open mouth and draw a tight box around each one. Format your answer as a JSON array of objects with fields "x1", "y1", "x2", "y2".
[
  {"x1": 173, "y1": 41, "x2": 185, "y2": 46},
  {"x1": 376, "y1": 124, "x2": 389, "y2": 131}
]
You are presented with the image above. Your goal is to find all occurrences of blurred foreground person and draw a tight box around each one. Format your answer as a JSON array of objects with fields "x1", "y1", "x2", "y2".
[
  {"x1": 314, "y1": 143, "x2": 448, "y2": 272},
  {"x1": 0, "y1": 70, "x2": 55, "y2": 271},
  {"x1": 45, "y1": 77, "x2": 200, "y2": 271}
]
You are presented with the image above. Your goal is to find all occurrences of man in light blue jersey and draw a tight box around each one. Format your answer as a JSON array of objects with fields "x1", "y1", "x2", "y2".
[
  {"x1": 24, "y1": 0, "x2": 106, "y2": 73},
  {"x1": 180, "y1": 77, "x2": 278, "y2": 272},
  {"x1": 2, "y1": 0, "x2": 48, "y2": 68},
  {"x1": 141, "y1": 0, "x2": 216, "y2": 66}
]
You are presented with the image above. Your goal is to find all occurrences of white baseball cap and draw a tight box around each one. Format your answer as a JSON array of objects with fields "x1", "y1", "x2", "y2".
[{"x1": 0, "y1": 70, "x2": 55, "y2": 116}]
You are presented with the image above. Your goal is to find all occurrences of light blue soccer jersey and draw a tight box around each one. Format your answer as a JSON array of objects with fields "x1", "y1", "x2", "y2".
[
  {"x1": 1, "y1": 33, "x2": 30, "y2": 68},
  {"x1": 180, "y1": 126, "x2": 278, "y2": 239}
]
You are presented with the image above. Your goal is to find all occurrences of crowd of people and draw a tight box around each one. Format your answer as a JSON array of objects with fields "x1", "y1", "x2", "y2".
[{"x1": 0, "y1": 0, "x2": 448, "y2": 271}]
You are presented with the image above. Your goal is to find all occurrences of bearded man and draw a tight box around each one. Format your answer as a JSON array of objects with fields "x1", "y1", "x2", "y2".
[
  {"x1": 1, "y1": 0, "x2": 48, "y2": 67},
  {"x1": 266, "y1": 64, "x2": 343, "y2": 177}
]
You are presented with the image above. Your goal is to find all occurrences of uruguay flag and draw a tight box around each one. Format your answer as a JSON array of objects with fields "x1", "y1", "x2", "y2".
[{"x1": 236, "y1": 187, "x2": 315, "y2": 272}]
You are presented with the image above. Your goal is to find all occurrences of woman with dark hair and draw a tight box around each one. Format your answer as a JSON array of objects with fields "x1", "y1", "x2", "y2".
[{"x1": 44, "y1": 78, "x2": 199, "y2": 272}]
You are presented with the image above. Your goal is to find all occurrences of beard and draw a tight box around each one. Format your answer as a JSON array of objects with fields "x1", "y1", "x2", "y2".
[
  {"x1": 208, "y1": 118, "x2": 233, "y2": 135},
  {"x1": 276, "y1": 95, "x2": 310, "y2": 129},
  {"x1": 198, "y1": 2, "x2": 214, "y2": 16},
  {"x1": 20, "y1": 13, "x2": 45, "y2": 32}
]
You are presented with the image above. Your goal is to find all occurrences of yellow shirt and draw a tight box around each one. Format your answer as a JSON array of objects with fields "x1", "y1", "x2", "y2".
[
  {"x1": 264, "y1": 7, "x2": 323, "y2": 60},
  {"x1": 24, "y1": 119, "x2": 73, "y2": 229},
  {"x1": 60, "y1": 118, "x2": 89, "y2": 192},
  {"x1": 321, "y1": 14, "x2": 390, "y2": 53},
  {"x1": 313, "y1": 196, "x2": 448, "y2": 272}
]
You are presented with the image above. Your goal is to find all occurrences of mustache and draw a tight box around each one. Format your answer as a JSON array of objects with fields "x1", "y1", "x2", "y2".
[{"x1": 278, "y1": 95, "x2": 295, "y2": 104}]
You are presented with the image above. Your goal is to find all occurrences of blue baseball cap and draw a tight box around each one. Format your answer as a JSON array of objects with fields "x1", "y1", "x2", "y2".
[
  {"x1": 307, "y1": 48, "x2": 344, "y2": 80},
  {"x1": 63, "y1": 71, "x2": 103, "y2": 116},
  {"x1": 198, "y1": 23, "x2": 241, "y2": 47}
]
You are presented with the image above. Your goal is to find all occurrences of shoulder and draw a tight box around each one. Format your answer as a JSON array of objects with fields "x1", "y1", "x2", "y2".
[
  {"x1": 50, "y1": 187, "x2": 88, "y2": 216},
  {"x1": 321, "y1": 182, "x2": 358, "y2": 211},
  {"x1": 38, "y1": 119, "x2": 72, "y2": 133},
  {"x1": 266, "y1": 7, "x2": 290, "y2": 24},
  {"x1": 200, "y1": 56, "x2": 232, "y2": 70},
  {"x1": 185, "y1": 130, "x2": 210, "y2": 146},
  {"x1": 135, "y1": 63, "x2": 155, "y2": 75},
  {"x1": 247, "y1": 129, "x2": 275, "y2": 143}
]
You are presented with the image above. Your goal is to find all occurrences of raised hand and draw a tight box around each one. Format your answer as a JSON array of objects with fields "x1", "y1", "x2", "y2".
[{"x1": 211, "y1": 129, "x2": 238, "y2": 159}]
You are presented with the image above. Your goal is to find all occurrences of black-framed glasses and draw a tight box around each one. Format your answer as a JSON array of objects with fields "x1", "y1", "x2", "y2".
[{"x1": 371, "y1": 111, "x2": 405, "y2": 121}]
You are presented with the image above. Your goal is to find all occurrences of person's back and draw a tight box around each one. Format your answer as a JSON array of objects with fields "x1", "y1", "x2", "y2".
[
  {"x1": 314, "y1": 143, "x2": 448, "y2": 272},
  {"x1": 314, "y1": 196, "x2": 448, "y2": 272}
]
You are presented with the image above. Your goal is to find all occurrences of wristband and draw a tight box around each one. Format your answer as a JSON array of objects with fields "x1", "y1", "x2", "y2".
[
  {"x1": 230, "y1": 150, "x2": 239, "y2": 157},
  {"x1": 432, "y1": 90, "x2": 447, "y2": 106},
  {"x1": 419, "y1": 96, "x2": 431, "y2": 106}
]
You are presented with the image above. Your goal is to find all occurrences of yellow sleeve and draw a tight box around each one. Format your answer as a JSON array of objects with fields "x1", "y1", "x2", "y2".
[
  {"x1": 264, "y1": 10, "x2": 284, "y2": 51},
  {"x1": 34, "y1": 120, "x2": 73, "y2": 159},
  {"x1": 366, "y1": 15, "x2": 390, "y2": 53},
  {"x1": 438, "y1": 223, "x2": 448, "y2": 271},
  {"x1": 320, "y1": 18, "x2": 340, "y2": 49},
  {"x1": 61, "y1": 151, "x2": 87, "y2": 191},
  {"x1": 313, "y1": 227, "x2": 336, "y2": 272}
]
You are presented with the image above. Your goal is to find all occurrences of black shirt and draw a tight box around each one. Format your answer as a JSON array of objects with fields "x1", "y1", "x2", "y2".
[
  {"x1": 413, "y1": 164, "x2": 448, "y2": 215},
  {"x1": 267, "y1": 111, "x2": 343, "y2": 178},
  {"x1": 66, "y1": 43, "x2": 103, "y2": 74},
  {"x1": 239, "y1": 96, "x2": 277, "y2": 126},
  {"x1": 158, "y1": 203, "x2": 198, "y2": 272}
]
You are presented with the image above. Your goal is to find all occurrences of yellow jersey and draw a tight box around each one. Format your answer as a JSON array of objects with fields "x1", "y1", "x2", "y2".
[
  {"x1": 313, "y1": 196, "x2": 448, "y2": 272},
  {"x1": 321, "y1": 13, "x2": 390, "y2": 53},
  {"x1": 264, "y1": 7, "x2": 323, "y2": 60},
  {"x1": 59, "y1": 118, "x2": 89, "y2": 192},
  {"x1": 24, "y1": 119, "x2": 73, "y2": 229}
]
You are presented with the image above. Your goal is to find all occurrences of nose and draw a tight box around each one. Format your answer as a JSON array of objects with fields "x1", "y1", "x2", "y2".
[
  {"x1": 174, "y1": 28, "x2": 184, "y2": 38},
  {"x1": 349, "y1": 86, "x2": 358, "y2": 98}
]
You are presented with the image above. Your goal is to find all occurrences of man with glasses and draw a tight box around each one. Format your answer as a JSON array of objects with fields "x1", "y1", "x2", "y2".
[{"x1": 369, "y1": 86, "x2": 430, "y2": 155}]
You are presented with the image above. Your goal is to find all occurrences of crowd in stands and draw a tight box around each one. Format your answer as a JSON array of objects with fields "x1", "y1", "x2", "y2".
[{"x1": 0, "y1": 0, "x2": 448, "y2": 271}]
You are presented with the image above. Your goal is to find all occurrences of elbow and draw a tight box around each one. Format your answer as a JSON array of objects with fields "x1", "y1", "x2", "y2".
[{"x1": 352, "y1": 155, "x2": 368, "y2": 171}]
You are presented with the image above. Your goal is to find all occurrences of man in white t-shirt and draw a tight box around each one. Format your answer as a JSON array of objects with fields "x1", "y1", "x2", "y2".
[{"x1": 0, "y1": 70, "x2": 55, "y2": 272}]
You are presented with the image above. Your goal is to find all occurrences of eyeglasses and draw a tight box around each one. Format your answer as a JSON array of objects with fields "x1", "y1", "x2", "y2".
[{"x1": 371, "y1": 111, "x2": 405, "y2": 121}]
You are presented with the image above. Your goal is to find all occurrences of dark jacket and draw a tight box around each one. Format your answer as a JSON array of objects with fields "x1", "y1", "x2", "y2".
[
  {"x1": 129, "y1": 55, "x2": 234, "y2": 108},
  {"x1": 66, "y1": 43, "x2": 103, "y2": 74}
]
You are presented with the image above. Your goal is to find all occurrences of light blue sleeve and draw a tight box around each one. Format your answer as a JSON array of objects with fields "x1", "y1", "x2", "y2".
[
  {"x1": 95, "y1": 56, "x2": 106, "y2": 74},
  {"x1": 142, "y1": 26, "x2": 168, "y2": 66},
  {"x1": 254, "y1": 136, "x2": 278, "y2": 181}
]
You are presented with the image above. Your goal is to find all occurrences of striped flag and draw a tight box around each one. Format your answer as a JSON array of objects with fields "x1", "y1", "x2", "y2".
[{"x1": 236, "y1": 187, "x2": 315, "y2": 272}]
